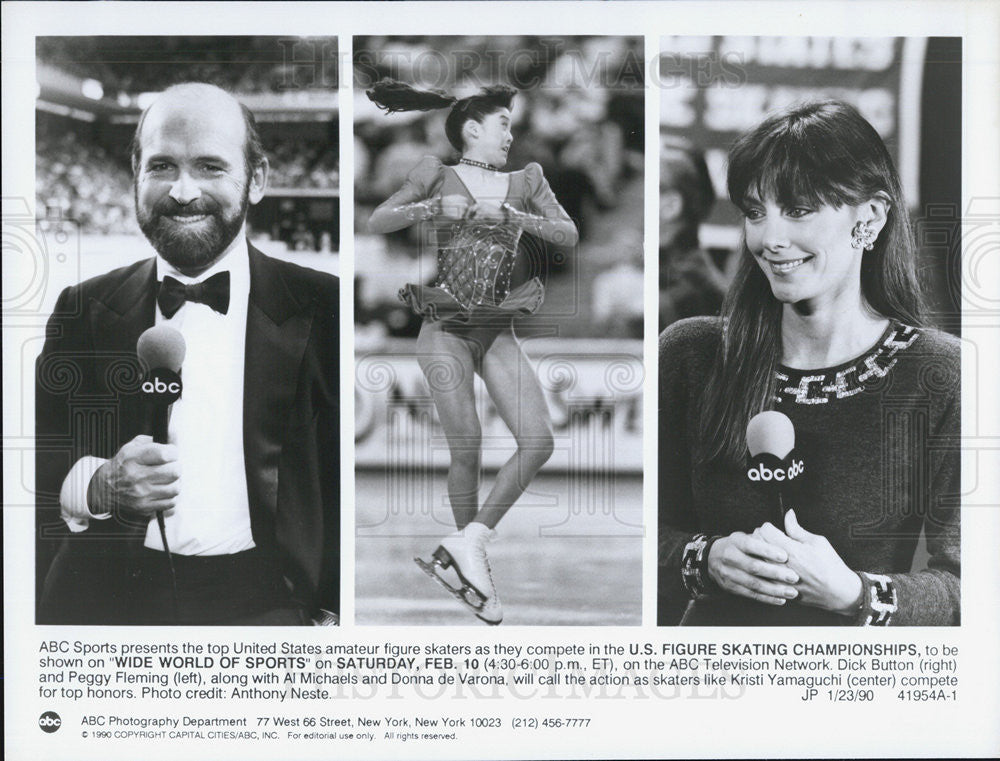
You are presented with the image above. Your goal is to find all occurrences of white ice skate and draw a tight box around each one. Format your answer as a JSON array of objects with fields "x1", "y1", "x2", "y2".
[{"x1": 414, "y1": 522, "x2": 502, "y2": 625}]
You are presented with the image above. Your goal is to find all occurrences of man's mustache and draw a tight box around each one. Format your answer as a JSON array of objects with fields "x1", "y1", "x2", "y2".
[{"x1": 149, "y1": 198, "x2": 221, "y2": 218}]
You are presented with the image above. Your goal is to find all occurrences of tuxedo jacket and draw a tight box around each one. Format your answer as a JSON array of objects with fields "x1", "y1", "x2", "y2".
[{"x1": 35, "y1": 245, "x2": 339, "y2": 624}]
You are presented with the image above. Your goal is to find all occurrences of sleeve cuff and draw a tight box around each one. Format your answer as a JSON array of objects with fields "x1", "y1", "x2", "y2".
[
  {"x1": 312, "y1": 609, "x2": 340, "y2": 626},
  {"x1": 681, "y1": 533, "x2": 720, "y2": 599},
  {"x1": 855, "y1": 572, "x2": 898, "y2": 626},
  {"x1": 59, "y1": 456, "x2": 110, "y2": 532}
]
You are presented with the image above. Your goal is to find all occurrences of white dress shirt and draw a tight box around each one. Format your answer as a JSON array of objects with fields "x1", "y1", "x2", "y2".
[{"x1": 59, "y1": 237, "x2": 255, "y2": 555}]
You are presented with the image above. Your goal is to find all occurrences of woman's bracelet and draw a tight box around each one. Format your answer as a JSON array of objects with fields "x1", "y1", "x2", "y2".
[
  {"x1": 681, "y1": 533, "x2": 720, "y2": 599},
  {"x1": 855, "y1": 572, "x2": 898, "y2": 626}
]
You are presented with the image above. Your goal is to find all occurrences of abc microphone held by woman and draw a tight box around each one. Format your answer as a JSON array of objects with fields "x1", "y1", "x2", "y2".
[{"x1": 745, "y1": 410, "x2": 804, "y2": 526}]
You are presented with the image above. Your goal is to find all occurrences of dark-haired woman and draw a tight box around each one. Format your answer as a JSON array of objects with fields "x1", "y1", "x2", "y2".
[
  {"x1": 658, "y1": 100, "x2": 960, "y2": 626},
  {"x1": 367, "y1": 80, "x2": 578, "y2": 624}
]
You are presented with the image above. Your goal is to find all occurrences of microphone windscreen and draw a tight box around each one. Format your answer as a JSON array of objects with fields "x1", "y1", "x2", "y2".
[
  {"x1": 137, "y1": 325, "x2": 186, "y2": 372},
  {"x1": 746, "y1": 410, "x2": 795, "y2": 458}
]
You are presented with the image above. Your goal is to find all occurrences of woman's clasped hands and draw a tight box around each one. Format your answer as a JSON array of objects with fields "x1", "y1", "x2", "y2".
[{"x1": 707, "y1": 509, "x2": 863, "y2": 615}]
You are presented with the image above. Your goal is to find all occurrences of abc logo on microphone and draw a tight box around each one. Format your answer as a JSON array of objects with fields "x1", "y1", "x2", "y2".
[
  {"x1": 140, "y1": 369, "x2": 182, "y2": 405},
  {"x1": 746, "y1": 453, "x2": 805, "y2": 482}
]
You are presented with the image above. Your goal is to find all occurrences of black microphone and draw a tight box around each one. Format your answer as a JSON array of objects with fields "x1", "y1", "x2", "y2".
[
  {"x1": 137, "y1": 325, "x2": 186, "y2": 621},
  {"x1": 746, "y1": 411, "x2": 805, "y2": 526},
  {"x1": 137, "y1": 325, "x2": 186, "y2": 444}
]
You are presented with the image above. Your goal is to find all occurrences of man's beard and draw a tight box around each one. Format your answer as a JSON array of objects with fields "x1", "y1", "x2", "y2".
[{"x1": 136, "y1": 189, "x2": 248, "y2": 272}]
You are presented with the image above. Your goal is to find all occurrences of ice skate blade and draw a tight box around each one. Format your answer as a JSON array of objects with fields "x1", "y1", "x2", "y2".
[
  {"x1": 414, "y1": 556, "x2": 485, "y2": 608},
  {"x1": 429, "y1": 546, "x2": 502, "y2": 625},
  {"x1": 414, "y1": 556, "x2": 500, "y2": 625}
]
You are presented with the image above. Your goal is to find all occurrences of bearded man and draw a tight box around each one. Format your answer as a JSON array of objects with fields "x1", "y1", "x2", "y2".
[{"x1": 36, "y1": 83, "x2": 339, "y2": 625}]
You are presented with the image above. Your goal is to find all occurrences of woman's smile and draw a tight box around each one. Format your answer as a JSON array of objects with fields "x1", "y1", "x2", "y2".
[{"x1": 765, "y1": 255, "x2": 813, "y2": 275}]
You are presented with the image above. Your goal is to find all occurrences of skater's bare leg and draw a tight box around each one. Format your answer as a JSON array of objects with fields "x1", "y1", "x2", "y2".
[
  {"x1": 475, "y1": 329, "x2": 554, "y2": 529},
  {"x1": 416, "y1": 320, "x2": 481, "y2": 529}
]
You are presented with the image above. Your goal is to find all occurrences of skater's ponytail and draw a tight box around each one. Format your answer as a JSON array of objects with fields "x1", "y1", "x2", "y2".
[
  {"x1": 366, "y1": 79, "x2": 458, "y2": 113},
  {"x1": 366, "y1": 78, "x2": 517, "y2": 152}
]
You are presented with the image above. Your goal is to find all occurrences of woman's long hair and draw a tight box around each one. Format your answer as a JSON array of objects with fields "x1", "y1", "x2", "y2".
[
  {"x1": 366, "y1": 79, "x2": 516, "y2": 153},
  {"x1": 698, "y1": 100, "x2": 926, "y2": 466}
]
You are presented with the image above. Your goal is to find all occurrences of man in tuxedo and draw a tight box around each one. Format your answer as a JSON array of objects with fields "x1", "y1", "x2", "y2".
[{"x1": 35, "y1": 83, "x2": 339, "y2": 625}]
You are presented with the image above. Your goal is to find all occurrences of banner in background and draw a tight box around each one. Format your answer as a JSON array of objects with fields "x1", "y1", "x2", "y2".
[
  {"x1": 355, "y1": 340, "x2": 643, "y2": 473},
  {"x1": 659, "y1": 36, "x2": 914, "y2": 239}
]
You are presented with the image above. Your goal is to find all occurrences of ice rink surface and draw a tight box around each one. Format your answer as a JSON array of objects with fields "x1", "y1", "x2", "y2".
[{"x1": 355, "y1": 471, "x2": 643, "y2": 626}]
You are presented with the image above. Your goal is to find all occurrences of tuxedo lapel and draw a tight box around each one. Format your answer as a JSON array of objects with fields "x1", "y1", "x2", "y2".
[
  {"x1": 89, "y1": 258, "x2": 158, "y2": 355},
  {"x1": 243, "y1": 246, "x2": 315, "y2": 532},
  {"x1": 89, "y1": 258, "x2": 158, "y2": 446},
  {"x1": 77, "y1": 258, "x2": 159, "y2": 543}
]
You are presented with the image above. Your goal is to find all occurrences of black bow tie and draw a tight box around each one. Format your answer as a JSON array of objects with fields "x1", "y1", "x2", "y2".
[{"x1": 157, "y1": 272, "x2": 231, "y2": 318}]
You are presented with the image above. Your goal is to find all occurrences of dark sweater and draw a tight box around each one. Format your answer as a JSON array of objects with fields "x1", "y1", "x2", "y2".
[{"x1": 658, "y1": 317, "x2": 960, "y2": 626}]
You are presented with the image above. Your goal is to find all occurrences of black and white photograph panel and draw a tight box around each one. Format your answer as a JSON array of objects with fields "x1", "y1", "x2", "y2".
[
  {"x1": 354, "y1": 36, "x2": 644, "y2": 625},
  {"x1": 657, "y1": 37, "x2": 962, "y2": 626},
  {"x1": 33, "y1": 36, "x2": 341, "y2": 626}
]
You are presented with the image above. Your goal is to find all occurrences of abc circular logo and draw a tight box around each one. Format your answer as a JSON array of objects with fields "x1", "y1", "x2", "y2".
[
  {"x1": 39, "y1": 711, "x2": 62, "y2": 733},
  {"x1": 140, "y1": 368, "x2": 182, "y2": 404}
]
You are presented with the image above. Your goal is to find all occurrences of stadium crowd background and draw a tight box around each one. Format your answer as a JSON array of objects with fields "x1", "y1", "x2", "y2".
[
  {"x1": 657, "y1": 36, "x2": 962, "y2": 334},
  {"x1": 35, "y1": 37, "x2": 339, "y2": 253},
  {"x1": 36, "y1": 36, "x2": 339, "y2": 96},
  {"x1": 353, "y1": 36, "x2": 645, "y2": 340}
]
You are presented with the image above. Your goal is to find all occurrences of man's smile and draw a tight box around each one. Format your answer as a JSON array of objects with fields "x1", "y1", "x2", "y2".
[{"x1": 167, "y1": 214, "x2": 211, "y2": 224}]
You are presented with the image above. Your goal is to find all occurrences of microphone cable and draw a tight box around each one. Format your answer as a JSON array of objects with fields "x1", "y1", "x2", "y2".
[
  {"x1": 155, "y1": 512, "x2": 180, "y2": 624},
  {"x1": 138, "y1": 324, "x2": 187, "y2": 625}
]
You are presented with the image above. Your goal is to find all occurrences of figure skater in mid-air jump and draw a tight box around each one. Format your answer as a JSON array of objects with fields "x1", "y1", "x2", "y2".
[{"x1": 367, "y1": 80, "x2": 578, "y2": 624}]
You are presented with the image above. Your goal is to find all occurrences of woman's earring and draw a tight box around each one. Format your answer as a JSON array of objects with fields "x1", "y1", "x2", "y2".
[{"x1": 851, "y1": 222, "x2": 877, "y2": 251}]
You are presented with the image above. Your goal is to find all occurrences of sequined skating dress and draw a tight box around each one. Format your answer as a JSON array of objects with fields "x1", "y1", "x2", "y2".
[{"x1": 384, "y1": 156, "x2": 572, "y2": 326}]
